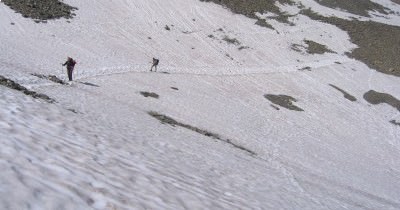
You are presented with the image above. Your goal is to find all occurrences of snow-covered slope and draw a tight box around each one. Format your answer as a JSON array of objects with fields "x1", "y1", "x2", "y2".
[{"x1": 1, "y1": 0, "x2": 400, "y2": 209}]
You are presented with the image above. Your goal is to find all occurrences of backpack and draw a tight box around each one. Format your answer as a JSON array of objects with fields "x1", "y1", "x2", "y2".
[{"x1": 153, "y1": 58, "x2": 159, "y2": 65}]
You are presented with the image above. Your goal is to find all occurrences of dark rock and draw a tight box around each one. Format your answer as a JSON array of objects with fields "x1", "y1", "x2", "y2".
[
  {"x1": 140, "y1": 91, "x2": 159, "y2": 99},
  {"x1": 264, "y1": 94, "x2": 304, "y2": 111},
  {"x1": 0, "y1": 75, "x2": 56, "y2": 103},
  {"x1": 301, "y1": 9, "x2": 400, "y2": 77},
  {"x1": 364, "y1": 90, "x2": 400, "y2": 111},
  {"x1": 148, "y1": 111, "x2": 256, "y2": 155},
  {"x1": 329, "y1": 84, "x2": 357, "y2": 102},
  {"x1": 2, "y1": 0, "x2": 78, "y2": 22}
]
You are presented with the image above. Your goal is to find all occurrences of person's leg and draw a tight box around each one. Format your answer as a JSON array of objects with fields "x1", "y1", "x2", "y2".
[{"x1": 67, "y1": 68, "x2": 73, "y2": 81}]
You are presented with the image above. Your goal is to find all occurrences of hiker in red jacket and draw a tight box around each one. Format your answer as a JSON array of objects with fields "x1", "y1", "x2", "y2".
[{"x1": 63, "y1": 57, "x2": 77, "y2": 81}]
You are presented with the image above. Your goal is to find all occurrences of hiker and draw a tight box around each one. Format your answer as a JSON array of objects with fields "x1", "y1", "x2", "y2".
[
  {"x1": 62, "y1": 57, "x2": 77, "y2": 81},
  {"x1": 150, "y1": 58, "x2": 159, "y2": 72}
]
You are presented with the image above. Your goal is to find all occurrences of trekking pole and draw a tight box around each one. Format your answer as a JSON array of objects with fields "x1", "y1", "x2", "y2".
[{"x1": 61, "y1": 65, "x2": 63, "y2": 79}]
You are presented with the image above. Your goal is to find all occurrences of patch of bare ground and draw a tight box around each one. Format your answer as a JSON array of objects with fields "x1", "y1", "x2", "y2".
[
  {"x1": 199, "y1": 0, "x2": 296, "y2": 29},
  {"x1": 363, "y1": 90, "x2": 400, "y2": 111},
  {"x1": 0, "y1": 75, "x2": 55, "y2": 103},
  {"x1": 301, "y1": 9, "x2": 400, "y2": 77},
  {"x1": 264, "y1": 94, "x2": 304, "y2": 111},
  {"x1": 238, "y1": 46, "x2": 250, "y2": 50},
  {"x1": 291, "y1": 43, "x2": 304, "y2": 52},
  {"x1": 222, "y1": 36, "x2": 241, "y2": 46},
  {"x1": 304, "y1": 40, "x2": 335, "y2": 54},
  {"x1": 314, "y1": 0, "x2": 390, "y2": 17},
  {"x1": 31, "y1": 73, "x2": 67, "y2": 85},
  {"x1": 209, "y1": 32, "x2": 249, "y2": 50},
  {"x1": 329, "y1": 84, "x2": 357, "y2": 102},
  {"x1": 2, "y1": 0, "x2": 78, "y2": 23},
  {"x1": 392, "y1": 0, "x2": 400, "y2": 5},
  {"x1": 148, "y1": 111, "x2": 256, "y2": 155},
  {"x1": 140, "y1": 92, "x2": 159, "y2": 99},
  {"x1": 299, "y1": 66, "x2": 312, "y2": 71},
  {"x1": 390, "y1": 120, "x2": 400, "y2": 126},
  {"x1": 255, "y1": 18, "x2": 274, "y2": 29}
]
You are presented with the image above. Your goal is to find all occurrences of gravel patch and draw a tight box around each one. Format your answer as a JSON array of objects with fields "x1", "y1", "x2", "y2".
[
  {"x1": 392, "y1": 0, "x2": 400, "y2": 5},
  {"x1": 304, "y1": 40, "x2": 335, "y2": 54},
  {"x1": 301, "y1": 9, "x2": 400, "y2": 77},
  {"x1": 140, "y1": 92, "x2": 159, "y2": 99},
  {"x1": 0, "y1": 75, "x2": 56, "y2": 103},
  {"x1": 222, "y1": 36, "x2": 241, "y2": 46},
  {"x1": 264, "y1": 94, "x2": 304, "y2": 111},
  {"x1": 199, "y1": 0, "x2": 296, "y2": 29},
  {"x1": 298, "y1": 66, "x2": 312, "y2": 71},
  {"x1": 390, "y1": 120, "x2": 400, "y2": 126},
  {"x1": 363, "y1": 90, "x2": 400, "y2": 111},
  {"x1": 314, "y1": 0, "x2": 390, "y2": 17},
  {"x1": 329, "y1": 84, "x2": 357, "y2": 102},
  {"x1": 291, "y1": 43, "x2": 304, "y2": 52},
  {"x1": 31, "y1": 73, "x2": 67, "y2": 85},
  {"x1": 2, "y1": 0, "x2": 77, "y2": 22},
  {"x1": 149, "y1": 111, "x2": 256, "y2": 155}
]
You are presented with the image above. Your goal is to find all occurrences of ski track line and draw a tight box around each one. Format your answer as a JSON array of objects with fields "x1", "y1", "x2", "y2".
[{"x1": 24, "y1": 58, "x2": 350, "y2": 89}]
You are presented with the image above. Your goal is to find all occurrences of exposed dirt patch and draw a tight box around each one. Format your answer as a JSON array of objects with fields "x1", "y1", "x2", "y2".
[
  {"x1": 291, "y1": 43, "x2": 304, "y2": 52},
  {"x1": 363, "y1": 90, "x2": 400, "y2": 111},
  {"x1": 2, "y1": 0, "x2": 78, "y2": 22},
  {"x1": 209, "y1": 32, "x2": 249, "y2": 50},
  {"x1": 140, "y1": 91, "x2": 159, "y2": 99},
  {"x1": 301, "y1": 9, "x2": 400, "y2": 77},
  {"x1": 392, "y1": 0, "x2": 400, "y2": 5},
  {"x1": 0, "y1": 75, "x2": 55, "y2": 103},
  {"x1": 238, "y1": 46, "x2": 250, "y2": 50},
  {"x1": 304, "y1": 40, "x2": 335, "y2": 54},
  {"x1": 299, "y1": 66, "x2": 312, "y2": 71},
  {"x1": 207, "y1": 34, "x2": 216, "y2": 39},
  {"x1": 31, "y1": 73, "x2": 67, "y2": 85},
  {"x1": 291, "y1": 40, "x2": 334, "y2": 55},
  {"x1": 329, "y1": 84, "x2": 357, "y2": 102},
  {"x1": 200, "y1": 0, "x2": 296, "y2": 29},
  {"x1": 148, "y1": 111, "x2": 256, "y2": 155},
  {"x1": 264, "y1": 94, "x2": 304, "y2": 111},
  {"x1": 225, "y1": 53, "x2": 234, "y2": 60},
  {"x1": 222, "y1": 36, "x2": 241, "y2": 46},
  {"x1": 255, "y1": 18, "x2": 274, "y2": 29},
  {"x1": 67, "y1": 108, "x2": 79, "y2": 114},
  {"x1": 314, "y1": 0, "x2": 389, "y2": 17},
  {"x1": 390, "y1": 120, "x2": 400, "y2": 126}
]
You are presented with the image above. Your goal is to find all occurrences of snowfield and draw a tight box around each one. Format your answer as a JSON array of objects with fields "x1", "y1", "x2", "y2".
[{"x1": 1, "y1": 0, "x2": 400, "y2": 209}]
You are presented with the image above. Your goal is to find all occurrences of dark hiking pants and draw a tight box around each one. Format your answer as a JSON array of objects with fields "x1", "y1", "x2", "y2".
[
  {"x1": 151, "y1": 64, "x2": 157, "y2": 72},
  {"x1": 67, "y1": 67, "x2": 73, "y2": 81}
]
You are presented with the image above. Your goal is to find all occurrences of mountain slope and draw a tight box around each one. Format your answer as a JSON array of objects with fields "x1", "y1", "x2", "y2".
[{"x1": 1, "y1": 0, "x2": 400, "y2": 209}]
